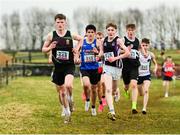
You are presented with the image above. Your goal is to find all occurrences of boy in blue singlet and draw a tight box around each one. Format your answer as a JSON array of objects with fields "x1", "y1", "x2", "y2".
[{"x1": 78, "y1": 24, "x2": 103, "y2": 116}]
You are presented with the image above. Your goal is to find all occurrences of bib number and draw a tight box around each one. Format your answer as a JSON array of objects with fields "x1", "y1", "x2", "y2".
[
  {"x1": 84, "y1": 54, "x2": 96, "y2": 62},
  {"x1": 130, "y1": 49, "x2": 139, "y2": 59},
  {"x1": 56, "y1": 50, "x2": 69, "y2": 60},
  {"x1": 165, "y1": 67, "x2": 173, "y2": 72},
  {"x1": 104, "y1": 52, "x2": 114, "y2": 61},
  {"x1": 140, "y1": 64, "x2": 148, "y2": 70}
]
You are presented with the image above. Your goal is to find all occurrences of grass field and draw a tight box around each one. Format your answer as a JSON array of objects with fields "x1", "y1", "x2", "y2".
[{"x1": 0, "y1": 76, "x2": 180, "y2": 134}]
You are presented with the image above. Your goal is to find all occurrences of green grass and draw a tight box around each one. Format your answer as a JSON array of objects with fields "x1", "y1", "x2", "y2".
[
  {"x1": 0, "y1": 77, "x2": 180, "y2": 134},
  {"x1": 152, "y1": 50, "x2": 180, "y2": 65}
]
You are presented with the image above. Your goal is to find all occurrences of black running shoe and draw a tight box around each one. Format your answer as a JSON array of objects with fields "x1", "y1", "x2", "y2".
[
  {"x1": 142, "y1": 110, "x2": 147, "y2": 115},
  {"x1": 132, "y1": 109, "x2": 138, "y2": 114},
  {"x1": 107, "y1": 112, "x2": 116, "y2": 121}
]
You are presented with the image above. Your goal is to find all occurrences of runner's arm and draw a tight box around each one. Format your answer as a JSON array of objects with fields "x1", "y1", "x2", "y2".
[
  {"x1": 42, "y1": 32, "x2": 56, "y2": 53},
  {"x1": 72, "y1": 34, "x2": 83, "y2": 54},
  {"x1": 96, "y1": 40, "x2": 103, "y2": 59},
  {"x1": 150, "y1": 52, "x2": 158, "y2": 74},
  {"x1": 72, "y1": 34, "x2": 83, "y2": 64},
  {"x1": 116, "y1": 38, "x2": 130, "y2": 59}
]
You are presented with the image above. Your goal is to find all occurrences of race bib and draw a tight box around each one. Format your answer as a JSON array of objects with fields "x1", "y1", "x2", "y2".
[
  {"x1": 84, "y1": 54, "x2": 96, "y2": 62},
  {"x1": 165, "y1": 67, "x2": 173, "y2": 72},
  {"x1": 56, "y1": 50, "x2": 69, "y2": 60},
  {"x1": 140, "y1": 64, "x2": 148, "y2": 70},
  {"x1": 130, "y1": 49, "x2": 139, "y2": 59},
  {"x1": 104, "y1": 52, "x2": 114, "y2": 61}
]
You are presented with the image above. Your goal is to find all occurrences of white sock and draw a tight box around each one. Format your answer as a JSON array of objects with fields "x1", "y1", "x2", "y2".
[
  {"x1": 64, "y1": 107, "x2": 71, "y2": 116},
  {"x1": 71, "y1": 94, "x2": 74, "y2": 101},
  {"x1": 110, "y1": 109, "x2": 115, "y2": 115},
  {"x1": 106, "y1": 89, "x2": 115, "y2": 114},
  {"x1": 142, "y1": 108, "x2": 146, "y2": 111}
]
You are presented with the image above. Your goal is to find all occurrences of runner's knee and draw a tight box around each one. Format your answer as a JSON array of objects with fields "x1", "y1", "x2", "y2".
[
  {"x1": 144, "y1": 90, "x2": 148, "y2": 94},
  {"x1": 66, "y1": 84, "x2": 73, "y2": 90},
  {"x1": 106, "y1": 89, "x2": 112, "y2": 94},
  {"x1": 83, "y1": 84, "x2": 90, "y2": 90},
  {"x1": 131, "y1": 83, "x2": 137, "y2": 89}
]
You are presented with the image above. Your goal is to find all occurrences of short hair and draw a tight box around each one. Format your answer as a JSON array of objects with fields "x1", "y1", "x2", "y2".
[
  {"x1": 160, "y1": 51, "x2": 165, "y2": 56},
  {"x1": 106, "y1": 23, "x2": 117, "y2": 29},
  {"x1": 85, "y1": 24, "x2": 96, "y2": 32},
  {"x1": 54, "y1": 13, "x2": 66, "y2": 21},
  {"x1": 96, "y1": 31, "x2": 104, "y2": 37},
  {"x1": 166, "y1": 56, "x2": 172, "y2": 59},
  {"x1": 142, "y1": 38, "x2": 150, "y2": 44},
  {"x1": 126, "y1": 24, "x2": 136, "y2": 29}
]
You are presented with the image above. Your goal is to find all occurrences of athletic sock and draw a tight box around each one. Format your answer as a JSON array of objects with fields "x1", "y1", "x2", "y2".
[
  {"x1": 110, "y1": 109, "x2": 115, "y2": 115},
  {"x1": 64, "y1": 107, "x2": 71, "y2": 116},
  {"x1": 102, "y1": 96, "x2": 105, "y2": 98},
  {"x1": 99, "y1": 100, "x2": 102, "y2": 105},
  {"x1": 132, "y1": 102, "x2": 137, "y2": 110}
]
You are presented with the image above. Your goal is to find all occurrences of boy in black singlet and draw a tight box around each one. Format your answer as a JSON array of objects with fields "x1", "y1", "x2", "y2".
[{"x1": 42, "y1": 14, "x2": 83, "y2": 123}]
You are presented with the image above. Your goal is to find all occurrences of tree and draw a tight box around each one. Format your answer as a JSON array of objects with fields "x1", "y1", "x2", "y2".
[
  {"x1": 9, "y1": 11, "x2": 21, "y2": 50},
  {"x1": 23, "y1": 8, "x2": 56, "y2": 50},
  {"x1": 1, "y1": 14, "x2": 11, "y2": 50}
]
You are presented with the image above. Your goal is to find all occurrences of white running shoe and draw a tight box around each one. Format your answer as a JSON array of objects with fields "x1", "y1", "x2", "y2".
[
  {"x1": 91, "y1": 108, "x2": 97, "y2": 116},
  {"x1": 64, "y1": 115, "x2": 71, "y2": 124},
  {"x1": 107, "y1": 112, "x2": 116, "y2": 121},
  {"x1": 85, "y1": 101, "x2": 90, "y2": 111},
  {"x1": 165, "y1": 92, "x2": 168, "y2": 97}
]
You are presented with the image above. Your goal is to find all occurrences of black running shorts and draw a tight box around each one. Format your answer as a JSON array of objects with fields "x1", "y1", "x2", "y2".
[
  {"x1": 137, "y1": 74, "x2": 151, "y2": 85},
  {"x1": 52, "y1": 64, "x2": 75, "y2": 86},
  {"x1": 122, "y1": 66, "x2": 139, "y2": 85},
  {"x1": 80, "y1": 69, "x2": 100, "y2": 85}
]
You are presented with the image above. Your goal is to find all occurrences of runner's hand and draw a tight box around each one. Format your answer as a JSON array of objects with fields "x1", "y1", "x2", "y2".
[
  {"x1": 108, "y1": 57, "x2": 117, "y2": 63},
  {"x1": 74, "y1": 57, "x2": 81, "y2": 65},
  {"x1": 49, "y1": 41, "x2": 57, "y2": 50}
]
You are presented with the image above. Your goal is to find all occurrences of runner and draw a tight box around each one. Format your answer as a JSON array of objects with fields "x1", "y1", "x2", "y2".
[
  {"x1": 122, "y1": 24, "x2": 140, "y2": 114},
  {"x1": 103, "y1": 22, "x2": 130, "y2": 120},
  {"x1": 42, "y1": 13, "x2": 83, "y2": 123},
  {"x1": 96, "y1": 31, "x2": 107, "y2": 112},
  {"x1": 162, "y1": 56, "x2": 175, "y2": 97},
  {"x1": 137, "y1": 38, "x2": 158, "y2": 114},
  {"x1": 78, "y1": 24, "x2": 103, "y2": 116}
]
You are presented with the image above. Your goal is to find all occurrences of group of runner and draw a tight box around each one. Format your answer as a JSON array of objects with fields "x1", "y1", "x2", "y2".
[{"x1": 42, "y1": 13, "x2": 175, "y2": 124}]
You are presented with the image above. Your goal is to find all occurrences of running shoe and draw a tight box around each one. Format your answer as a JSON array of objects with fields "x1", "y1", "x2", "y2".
[
  {"x1": 98, "y1": 104, "x2": 103, "y2": 113},
  {"x1": 132, "y1": 109, "x2": 138, "y2": 114},
  {"x1": 165, "y1": 92, "x2": 168, "y2": 97},
  {"x1": 91, "y1": 108, "x2": 97, "y2": 116},
  {"x1": 142, "y1": 110, "x2": 147, "y2": 114},
  {"x1": 107, "y1": 112, "x2": 116, "y2": 121},
  {"x1": 142, "y1": 108, "x2": 147, "y2": 114},
  {"x1": 64, "y1": 115, "x2": 71, "y2": 124},
  {"x1": 102, "y1": 97, "x2": 107, "y2": 106}
]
